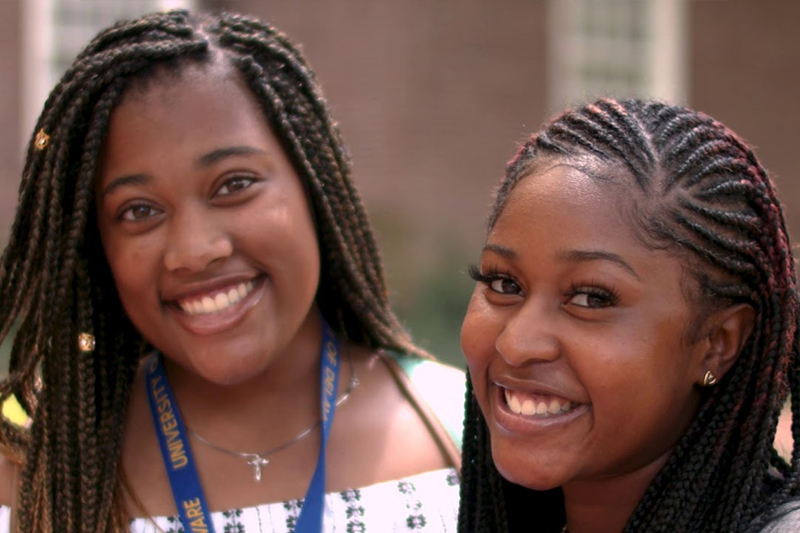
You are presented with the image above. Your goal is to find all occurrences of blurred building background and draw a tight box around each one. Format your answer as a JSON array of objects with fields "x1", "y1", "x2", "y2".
[{"x1": 0, "y1": 0, "x2": 798, "y2": 369}]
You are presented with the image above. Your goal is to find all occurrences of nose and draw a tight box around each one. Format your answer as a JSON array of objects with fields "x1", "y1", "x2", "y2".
[
  {"x1": 495, "y1": 299, "x2": 561, "y2": 367},
  {"x1": 163, "y1": 206, "x2": 233, "y2": 272}
]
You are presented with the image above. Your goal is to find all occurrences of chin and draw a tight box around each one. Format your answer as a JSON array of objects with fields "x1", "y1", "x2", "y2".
[
  {"x1": 196, "y1": 366, "x2": 259, "y2": 386},
  {"x1": 178, "y1": 346, "x2": 271, "y2": 386},
  {"x1": 491, "y1": 439, "x2": 566, "y2": 491}
]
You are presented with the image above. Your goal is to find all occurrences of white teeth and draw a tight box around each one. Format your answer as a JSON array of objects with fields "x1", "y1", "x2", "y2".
[
  {"x1": 201, "y1": 296, "x2": 215, "y2": 313},
  {"x1": 548, "y1": 399, "x2": 561, "y2": 414},
  {"x1": 504, "y1": 389, "x2": 575, "y2": 417},
  {"x1": 521, "y1": 399, "x2": 535, "y2": 415},
  {"x1": 505, "y1": 389, "x2": 522, "y2": 414},
  {"x1": 178, "y1": 281, "x2": 255, "y2": 316},
  {"x1": 214, "y1": 292, "x2": 229, "y2": 308}
]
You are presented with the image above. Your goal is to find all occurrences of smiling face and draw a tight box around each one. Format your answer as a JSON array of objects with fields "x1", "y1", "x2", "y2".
[
  {"x1": 461, "y1": 162, "x2": 709, "y2": 492},
  {"x1": 95, "y1": 62, "x2": 321, "y2": 385}
]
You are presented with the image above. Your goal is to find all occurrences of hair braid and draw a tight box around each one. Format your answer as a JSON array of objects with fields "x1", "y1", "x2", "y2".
[{"x1": 461, "y1": 97, "x2": 800, "y2": 532}]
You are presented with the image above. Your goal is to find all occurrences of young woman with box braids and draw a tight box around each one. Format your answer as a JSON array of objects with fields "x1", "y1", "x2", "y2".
[
  {"x1": 0, "y1": 9, "x2": 464, "y2": 533},
  {"x1": 458, "y1": 97, "x2": 800, "y2": 533}
]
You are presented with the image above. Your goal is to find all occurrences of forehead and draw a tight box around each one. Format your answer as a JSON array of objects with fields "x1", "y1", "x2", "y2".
[
  {"x1": 494, "y1": 163, "x2": 633, "y2": 244},
  {"x1": 489, "y1": 163, "x2": 688, "y2": 280},
  {"x1": 98, "y1": 62, "x2": 276, "y2": 183}
]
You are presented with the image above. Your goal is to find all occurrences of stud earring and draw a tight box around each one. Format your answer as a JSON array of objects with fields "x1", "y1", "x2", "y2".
[
  {"x1": 34, "y1": 129, "x2": 50, "y2": 151},
  {"x1": 78, "y1": 332, "x2": 96, "y2": 353},
  {"x1": 702, "y1": 370, "x2": 717, "y2": 387}
]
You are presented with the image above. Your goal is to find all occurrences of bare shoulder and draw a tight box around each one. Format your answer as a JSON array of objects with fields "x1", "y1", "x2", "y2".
[
  {"x1": 0, "y1": 450, "x2": 19, "y2": 508},
  {"x1": 378, "y1": 351, "x2": 467, "y2": 448},
  {"x1": 328, "y1": 345, "x2": 465, "y2": 489}
]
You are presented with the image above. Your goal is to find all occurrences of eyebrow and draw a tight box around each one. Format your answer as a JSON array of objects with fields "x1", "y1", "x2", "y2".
[
  {"x1": 558, "y1": 249, "x2": 641, "y2": 280},
  {"x1": 100, "y1": 145, "x2": 268, "y2": 200},
  {"x1": 482, "y1": 244, "x2": 640, "y2": 280},
  {"x1": 100, "y1": 173, "x2": 149, "y2": 201},
  {"x1": 482, "y1": 243, "x2": 516, "y2": 259},
  {"x1": 196, "y1": 145, "x2": 267, "y2": 168}
]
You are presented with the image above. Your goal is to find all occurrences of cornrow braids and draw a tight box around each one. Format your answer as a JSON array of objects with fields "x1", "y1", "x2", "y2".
[
  {"x1": 458, "y1": 98, "x2": 800, "y2": 533},
  {"x1": 0, "y1": 9, "x2": 422, "y2": 532}
]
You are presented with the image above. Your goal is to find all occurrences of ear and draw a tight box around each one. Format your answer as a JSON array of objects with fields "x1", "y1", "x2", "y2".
[{"x1": 695, "y1": 303, "x2": 755, "y2": 386}]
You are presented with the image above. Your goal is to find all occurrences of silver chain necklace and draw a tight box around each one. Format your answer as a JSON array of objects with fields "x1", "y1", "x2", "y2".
[{"x1": 186, "y1": 350, "x2": 358, "y2": 482}]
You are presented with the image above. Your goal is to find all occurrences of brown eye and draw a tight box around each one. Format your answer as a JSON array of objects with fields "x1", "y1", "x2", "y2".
[
  {"x1": 120, "y1": 204, "x2": 161, "y2": 222},
  {"x1": 489, "y1": 277, "x2": 522, "y2": 295},
  {"x1": 566, "y1": 287, "x2": 618, "y2": 309},
  {"x1": 216, "y1": 176, "x2": 255, "y2": 196}
]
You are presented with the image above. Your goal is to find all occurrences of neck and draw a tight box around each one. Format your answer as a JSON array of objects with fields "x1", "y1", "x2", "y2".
[
  {"x1": 562, "y1": 450, "x2": 672, "y2": 533},
  {"x1": 160, "y1": 312, "x2": 335, "y2": 451}
]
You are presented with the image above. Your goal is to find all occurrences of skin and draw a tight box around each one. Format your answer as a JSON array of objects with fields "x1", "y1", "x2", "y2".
[
  {"x1": 461, "y1": 163, "x2": 753, "y2": 533},
  {"x1": 88, "y1": 60, "x2": 451, "y2": 516}
]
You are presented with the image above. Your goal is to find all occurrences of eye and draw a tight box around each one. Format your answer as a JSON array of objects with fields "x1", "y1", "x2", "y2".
[
  {"x1": 468, "y1": 265, "x2": 523, "y2": 296},
  {"x1": 489, "y1": 277, "x2": 522, "y2": 295},
  {"x1": 119, "y1": 204, "x2": 162, "y2": 222},
  {"x1": 216, "y1": 176, "x2": 255, "y2": 196},
  {"x1": 565, "y1": 285, "x2": 619, "y2": 309}
]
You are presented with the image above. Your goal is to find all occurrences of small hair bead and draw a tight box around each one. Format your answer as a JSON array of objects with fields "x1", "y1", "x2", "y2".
[
  {"x1": 78, "y1": 333, "x2": 95, "y2": 353},
  {"x1": 34, "y1": 129, "x2": 50, "y2": 151}
]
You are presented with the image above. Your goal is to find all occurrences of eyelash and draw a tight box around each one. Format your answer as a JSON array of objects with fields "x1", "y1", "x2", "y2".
[
  {"x1": 565, "y1": 282, "x2": 620, "y2": 308},
  {"x1": 115, "y1": 175, "x2": 257, "y2": 222},
  {"x1": 118, "y1": 203, "x2": 161, "y2": 222},
  {"x1": 215, "y1": 175, "x2": 256, "y2": 196},
  {"x1": 468, "y1": 265, "x2": 620, "y2": 308},
  {"x1": 468, "y1": 264, "x2": 495, "y2": 284},
  {"x1": 468, "y1": 265, "x2": 521, "y2": 295}
]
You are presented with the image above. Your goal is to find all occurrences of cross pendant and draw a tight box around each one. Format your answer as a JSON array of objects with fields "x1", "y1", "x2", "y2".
[{"x1": 246, "y1": 454, "x2": 270, "y2": 482}]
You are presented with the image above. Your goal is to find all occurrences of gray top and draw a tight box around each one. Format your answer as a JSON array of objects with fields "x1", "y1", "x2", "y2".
[{"x1": 758, "y1": 501, "x2": 800, "y2": 532}]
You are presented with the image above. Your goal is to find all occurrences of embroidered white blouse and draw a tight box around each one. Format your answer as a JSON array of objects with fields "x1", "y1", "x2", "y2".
[{"x1": 0, "y1": 467, "x2": 459, "y2": 533}]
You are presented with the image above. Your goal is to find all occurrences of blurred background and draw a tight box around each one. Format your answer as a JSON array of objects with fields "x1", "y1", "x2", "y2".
[{"x1": 0, "y1": 0, "x2": 798, "y2": 376}]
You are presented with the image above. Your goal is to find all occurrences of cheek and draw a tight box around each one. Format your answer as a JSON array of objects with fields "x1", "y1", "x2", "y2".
[
  {"x1": 461, "y1": 293, "x2": 491, "y2": 364},
  {"x1": 101, "y1": 238, "x2": 161, "y2": 312},
  {"x1": 460, "y1": 291, "x2": 498, "y2": 399},
  {"x1": 576, "y1": 317, "x2": 696, "y2": 426}
]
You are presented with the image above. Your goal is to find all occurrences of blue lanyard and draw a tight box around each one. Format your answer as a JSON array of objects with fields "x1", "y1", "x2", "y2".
[{"x1": 145, "y1": 321, "x2": 341, "y2": 533}]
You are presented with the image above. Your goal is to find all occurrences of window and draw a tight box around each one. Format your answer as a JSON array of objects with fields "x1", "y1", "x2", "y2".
[
  {"x1": 21, "y1": 0, "x2": 196, "y2": 141},
  {"x1": 547, "y1": 0, "x2": 687, "y2": 111}
]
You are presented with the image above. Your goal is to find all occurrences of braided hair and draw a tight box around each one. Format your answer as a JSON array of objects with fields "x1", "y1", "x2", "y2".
[
  {"x1": 0, "y1": 9, "x2": 422, "y2": 532},
  {"x1": 458, "y1": 98, "x2": 800, "y2": 533}
]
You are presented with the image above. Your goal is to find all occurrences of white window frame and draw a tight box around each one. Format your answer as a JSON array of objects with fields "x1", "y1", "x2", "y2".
[
  {"x1": 20, "y1": 0, "x2": 196, "y2": 147},
  {"x1": 547, "y1": 0, "x2": 687, "y2": 113}
]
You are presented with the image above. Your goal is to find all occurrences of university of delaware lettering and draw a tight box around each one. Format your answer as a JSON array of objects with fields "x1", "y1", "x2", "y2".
[
  {"x1": 151, "y1": 374, "x2": 189, "y2": 470},
  {"x1": 182, "y1": 498, "x2": 210, "y2": 533}
]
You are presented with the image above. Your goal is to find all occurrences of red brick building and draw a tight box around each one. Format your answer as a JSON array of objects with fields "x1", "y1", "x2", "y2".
[{"x1": 0, "y1": 0, "x2": 798, "y2": 362}]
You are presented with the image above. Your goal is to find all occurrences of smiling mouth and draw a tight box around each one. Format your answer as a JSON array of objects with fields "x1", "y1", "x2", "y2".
[
  {"x1": 175, "y1": 279, "x2": 259, "y2": 316},
  {"x1": 504, "y1": 388, "x2": 577, "y2": 417}
]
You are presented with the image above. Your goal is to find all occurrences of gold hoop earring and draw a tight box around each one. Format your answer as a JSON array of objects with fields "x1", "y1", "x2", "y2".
[{"x1": 702, "y1": 370, "x2": 717, "y2": 387}]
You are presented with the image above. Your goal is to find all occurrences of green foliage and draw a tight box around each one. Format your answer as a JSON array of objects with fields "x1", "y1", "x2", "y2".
[{"x1": 371, "y1": 208, "x2": 474, "y2": 369}]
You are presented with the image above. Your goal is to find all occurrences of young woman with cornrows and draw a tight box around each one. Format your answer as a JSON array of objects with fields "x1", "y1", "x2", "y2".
[{"x1": 457, "y1": 98, "x2": 800, "y2": 533}]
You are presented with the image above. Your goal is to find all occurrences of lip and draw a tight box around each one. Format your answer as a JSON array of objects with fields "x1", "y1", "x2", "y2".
[
  {"x1": 493, "y1": 375, "x2": 580, "y2": 402},
  {"x1": 162, "y1": 272, "x2": 263, "y2": 302},
  {"x1": 489, "y1": 381, "x2": 590, "y2": 436},
  {"x1": 165, "y1": 274, "x2": 267, "y2": 336}
]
